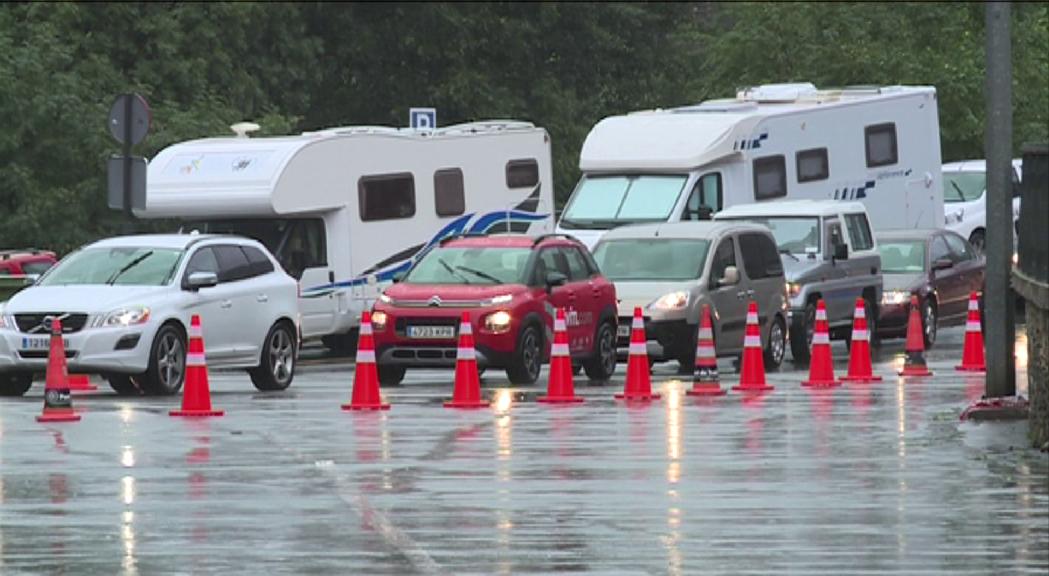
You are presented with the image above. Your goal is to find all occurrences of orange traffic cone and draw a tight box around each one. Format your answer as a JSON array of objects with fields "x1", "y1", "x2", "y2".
[
  {"x1": 170, "y1": 315, "x2": 224, "y2": 417},
  {"x1": 899, "y1": 295, "x2": 933, "y2": 377},
  {"x1": 616, "y1": 307, "x2": 660, "y2": 401},
  {"x1": 687, "y1": 304, "x2": 725, "y2": 396},
  {"x1": 67, "y1": 374, "x2": 97, "y2": 392},
  {"x1": 802, "y1": 299, "x2": 840, "y2": 388},
  {"x1": 539, "y1": 308, "x2": 584, "y2": 403},
  {"x1": 841, "y1": 297, "x2": 882, "y2": 383},
  {"x1": 956, "y1": 292, "x2": 986, "y2": 372},
  {"x1": 342, "y1": 311, "x2": 390, "y2": 410},
  {"x1": 732, "y1": 301, "x2": 773, "y2": 392},
  {"x1": 37, "y1": 318, "x2": 80, "y2": 423},
  {"x1": 445, "y1": 312, "x2": 489, "y2": 408}
]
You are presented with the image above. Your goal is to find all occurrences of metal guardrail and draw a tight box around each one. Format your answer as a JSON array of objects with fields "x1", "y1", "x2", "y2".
[{"x1": 1017, "y1": 144, "x2": 1048, "y2": 288}]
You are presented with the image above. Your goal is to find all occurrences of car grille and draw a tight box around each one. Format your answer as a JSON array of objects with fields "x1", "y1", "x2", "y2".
[{"x1": 14, "y1": 313, "x2": 89, "y2": 334}]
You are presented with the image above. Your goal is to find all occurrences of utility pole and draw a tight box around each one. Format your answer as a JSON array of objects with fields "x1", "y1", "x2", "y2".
[{"x1": 984, "y1": 2, "x2": 1015, "y2": 397}]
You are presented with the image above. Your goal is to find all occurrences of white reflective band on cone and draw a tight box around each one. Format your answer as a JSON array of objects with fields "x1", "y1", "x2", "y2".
[
  {"x1": 851, "y1": 329, "x2": 868, "y2": 340},
  {"x1": 551, "y1": 343, "x2": 569, "y2": 356},
  {"x1": 356, "y1": 350, "x2": 376, "y2": 363},
  {"x1": 459, "y1": 323, "x2": 472, "y2": 335},
  {"x1": 744, "y1": 335, "x2": 761, "y2": 347},
  {"x1": 697, "y1": 344, "x2": 715, "y2": 357},
  {"x1": 815, "y1": 310, "x2": 827, "y2": 321},
  {"x1": 746, "y1": 312, "x2": 758, "y2": 324},
  {"x1": 629, "y1": 342, "x2": 647, "y2": 355},
  {"x1": 969, "y1": 300, "x2": 979, "y2": 311},
  {"x1": 966, "y1": 321, "x2": 981, "y2": 331},
  {"x1": 359, "y1": 323, "x2": 373, "y2": 335},
  {"x1": 855, "y1": 307, "x2": 866, "y2": 319},
  {"x1": 699, "y1": 328, "x2": 712, "y2": 339},
  {"x1": 632, "y1": 316, "x2": 644, "y2": 329},
  {"x1": 457, "y1": 347, "x2": 476, "y2": 360},
  {"x1": 186, "y1": 352, "x2": 206, "y2": 366},
  {"x1": 813, "y1": 332, "x2": 830, "y2": 345},
  {"x1": 554, "y1": 319, "x2": 566, "y2": 332},
  {"x1": 189, "y1": 325, "x2": 203, "y2": 338}
]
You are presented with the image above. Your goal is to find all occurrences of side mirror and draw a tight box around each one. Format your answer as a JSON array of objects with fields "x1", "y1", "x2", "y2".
[
  {"x1": 717, "y1": 266, "x2": 739, "y2": 287},
  {"x1": 186, "y1": 271, "x2": 218, "y2": 291},
  {"x1": 391, "y1": 270, "x2": 407, "y2": 283},
  {"x1": 545, "y1": 271, "x2": 568, "y2": 292},
  {"x1": 833, "y1": 243, "x2": 849, "y2": 261},
  {"x1": 932, "y1": 258, "x2": 953, "y2": 271}
]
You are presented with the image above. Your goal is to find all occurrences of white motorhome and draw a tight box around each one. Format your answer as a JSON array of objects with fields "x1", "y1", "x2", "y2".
[
  {"x1": 138, "y1": 121, "x2": 555, "y2": 349},
  {"x1": 557, "y1": 83, "x2": 944, "y2": 249}
]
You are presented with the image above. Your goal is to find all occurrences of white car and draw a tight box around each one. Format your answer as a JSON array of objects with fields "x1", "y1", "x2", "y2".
[
  {"x1": 0, "y1": 234, "x2": 299, "y2": 397},
  {"x1": 943, "y1": 159, "x2": 1022, "y2": 255}
]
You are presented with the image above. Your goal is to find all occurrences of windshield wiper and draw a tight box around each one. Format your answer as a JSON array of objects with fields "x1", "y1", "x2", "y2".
[
  {"x1": 437, "y1": 257, "x2": 470, "y2": 284},
  {"x1": 106, "y1": 251, "x2": 154, "y2": 285},
  {"x1": 455, "y1": 265, "x2": 502, "y2": 284},
  {"x1": 778, "y1": 249, "x2": 800, "y2": 262},
  {"x1": 947, "y1": 180, "x2": 966, "y2": 202},
  {"x1": 559, "y1": 218, "x2": 609, "y2": 230}
]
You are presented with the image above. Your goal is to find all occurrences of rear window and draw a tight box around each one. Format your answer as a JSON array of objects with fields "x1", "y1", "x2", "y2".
[
  {"x1": 592, "y1": 239, "x2": 711, "y2": 281},
  {"x1": 865, "y1": 123, "x2": 898, "y2": 167},
  {"x1": 753, "y1": 155, "x2": 787, "y2": 200},
  {"x1": 506, "y1": 159, "x2": 539, "y2": 189},
  {"x1": 434, "y1": 168, "x2": 465, "y2": 217},
  {"x1": 737, "y1": 233, "x2": 783, "y2": 279},
  {"x1": 878, "y1": 241, "x2": 925, "y2": 274}
]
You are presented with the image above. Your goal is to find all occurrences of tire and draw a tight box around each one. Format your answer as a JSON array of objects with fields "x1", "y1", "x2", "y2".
[
  {"x1": 571, "y1": 364, "x2": 582, "y2": 376},
  {"x1": 107, "y1": 375, "x2": 141, "y2": 396},
  {"x1": 140, "y1": 324, "x2": 186, "y2": 396},
  {"x1": 250, "y1": 322, "x2": 297, "y2": 391},
  {"x1": 969, "y1": 229, "x2": 985, "y2": 256},
  {"x1": 789, "y1": 302, "x2": 816, "y2": 364},
  {"x1": 583, "y1": 321, "x2": 617, "y2": 382},
  {"x1": 675, "y1": 325, "x2": 698, "y2": 375},
  {"x1": 377, "y1": 364, "x2": 406, "y2": 386},
  {"x1": 0, "y1": 373, "x2": 33, "y2": 397},
  {"x1": 922, "y1": 298, "x2": 938, "y2": 349},
  {"x1": 322, "y1": 329, "x2": 359, "y2": 357},
  {"x1": 506, "y1": 323, "x2": 542, "y2": 385},
  {"x1": 763, "y1": 315, "x2": 786, "y2": 371}
]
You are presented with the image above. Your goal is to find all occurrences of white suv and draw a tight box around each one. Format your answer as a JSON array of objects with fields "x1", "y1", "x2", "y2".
[
  {"x1": 943, "y1": 159, "x2": 1022, "y2": 255},
  {"x1": 0, "y1": 234, "x2": 299, "y2": 396}
]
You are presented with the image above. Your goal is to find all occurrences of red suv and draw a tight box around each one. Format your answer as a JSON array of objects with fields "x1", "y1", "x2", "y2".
[
  {"x1": 0, "y1": 249, "x2": 57, "y2": 277},
  {"x1": 372, "y1": 234, "x2": 618, "y2": 385}
]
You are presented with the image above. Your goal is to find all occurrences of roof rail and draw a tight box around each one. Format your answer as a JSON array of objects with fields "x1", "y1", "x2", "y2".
[{"x1": 531, "y1": 233, "x2": 582, "y2": 247}]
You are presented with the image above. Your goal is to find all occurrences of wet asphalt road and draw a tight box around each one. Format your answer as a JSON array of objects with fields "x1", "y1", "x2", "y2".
[{"x1": 1, "y1": 326, "x2": 1046, "y2": 575}]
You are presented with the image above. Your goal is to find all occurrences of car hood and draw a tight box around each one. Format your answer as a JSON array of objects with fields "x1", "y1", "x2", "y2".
[
  {"x1": 882, "y1": 273, "x2": 925, "y2": 293},
  {"x1": 3, "y1": 284, "x2": 170, "y2": 314},
  {"x1": 383, "y1": 283, "x2": 529, "y2": 303},
  {"x1": 612, "y1": 280, "x2": 694, "y2": 316},
  {"x1": 780, "y1": 257, "x2": 822, "y2": 282}
]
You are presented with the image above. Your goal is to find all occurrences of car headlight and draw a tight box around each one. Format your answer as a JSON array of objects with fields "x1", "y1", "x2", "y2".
[
  {"x1": 649, "y1": 291, "x2": 689, "y2": 310},
  {"x1": 100, "y1": 307, "x2": 151, "y2": 327},
  {"x1": 484, "y1": 310, "x2": 513, "y2": 334},
  {"x1": 371, "y1": 310, "x2": 388, "y2": 331},
  {"x1": 881, "y1": 290, "x2": 908, "y2": 306},
  {"x1": 786, "y1": 282, "x2": 802, "y2": 299}
]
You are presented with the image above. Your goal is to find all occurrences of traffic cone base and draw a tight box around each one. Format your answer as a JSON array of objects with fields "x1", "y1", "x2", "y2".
[
  {"x1": 170, "y1": 408, "x2": 225, "y2": 417},
  {"x1": 171, "y1": 315, "x2": 224, "y2": 418},
  {"x1": 841, "y1": 374, "x2": 883, "y2": 383},
  {"x1": 686, "y1": 382, "x2": 726, "y2": 397},
  {"x1": 802, "y1": 300, "x2": 840, "y2": 388},
  {"x1": 733, "y1": 301, "x2": 773, "y2": 393},
  {"x1": 343, "y1": 313, "x2": 391, "y2": 410},
  {"x1": 618, "y1": 307, "x2": 660, "y2": 402},
  {"x1": 37, "y1": 318, "x2": 81, "y2": 423},
  {"x1": 445, "y1": 313, "x2": 489, "y2": 409},
  {"x1": 955, "y1": 364, "x2": 985, "y2": 373},
  {"x1": 956, "y1": 292, "x2": 986, "y2": 372},
  {"x1": 688, "y1": 306, "x2": 725, "y2": 397},
  {"x1": 801, "y1": 378, "x2": 841, "y2": 388},
  {"x1": 899, "y1": 351, "x2": 933, "y2": 377},
  {"x1": 538, "y1": 395, "x2": 585, "y2": 404},
  {"x1": 899, "y1": 295, "x2": 933, "y2": 377},
  {"x1": 67, "y1": 374, "x2": 98, "y2": 392},
  {"x1": 36, "y1": 409, "x2": 81, "y2": 423},
  {"x1": 539, "y1": 310, "x2": 584, "y2": 403}
]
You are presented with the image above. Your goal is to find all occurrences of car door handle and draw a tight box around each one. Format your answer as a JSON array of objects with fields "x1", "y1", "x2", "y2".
[
  {"x1": 256, "y1": 294, "x2": 269, "y2": 303},
  {"x1": 220, "y1": 300, "x2": 233, "y2": 309},
  {"x1": 736, "y1": 290, "x2": 748, "y2": 300}
]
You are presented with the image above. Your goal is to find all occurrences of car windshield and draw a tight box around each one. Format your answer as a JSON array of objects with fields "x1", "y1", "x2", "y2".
[
  {"x1": 720, "y1": 217, "x2": 820, "y2": 254},
  {"x1": 878, "y1": 241, "x2": 925, "y2": 274},
  {"x1": 405, "y1": 246, "x2": 532, "y2": 285},
  {"x1": 559, "y1": 175, "x2": 687, "y2": 229},
  {"x1": 38, "y1": 247, "x2": 183, "y2": 286},
  {"x1": 592, "y1": 239, "x2": 710, "y2": 281},
  {"x1": 943, "y1": 171, "x2": 986, "y2": 203}
]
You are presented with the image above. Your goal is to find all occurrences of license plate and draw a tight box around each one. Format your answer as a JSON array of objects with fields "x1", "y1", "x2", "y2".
[
  {"x1": 617, "y1": 324, "x2": 631, "y2": 338},
  {"x1": 21, "y1": 336, "x2": 68, "y2": 350},
  {"x1": 407, "y1": 325, "x2": 456, "y2": 339}
]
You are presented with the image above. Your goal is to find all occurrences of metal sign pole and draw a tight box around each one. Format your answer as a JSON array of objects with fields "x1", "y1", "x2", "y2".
[{"x1": 122, "y1": 95, "x2": 133, "y2": 217}]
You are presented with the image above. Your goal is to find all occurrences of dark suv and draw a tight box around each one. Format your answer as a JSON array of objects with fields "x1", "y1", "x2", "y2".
[{"x1": 371, "y1": 234, "x2": 618, "y2": 385}]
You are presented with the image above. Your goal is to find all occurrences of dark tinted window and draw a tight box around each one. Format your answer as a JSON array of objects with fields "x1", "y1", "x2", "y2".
[
  {"x1": 241, "y1": 246, "x2": 275, "y2": 277},
  {"x1": 434, "y1": 168, "x2": 465, "y2": 217},
  {"x1": 738, "y1": 233, "x2": 783, "y2": 279},
  {"x1": 214, "y1": 245, "x2": 252, "y2": 282},
  {"x1": 506, "y1": 159, "x2": 539, "y2": 188},
  {"x1": 796, "y1": 148, "x2": 829, "y2": 182},
  {"x1": 930, "y1": 236, "x2": 951, "y2": 263},
  {"x1": 943, "y1": 232, "x2": 974, "y2": 262},
  {"x1": 844, "y1": 213, "x2": 874, "y2": 251},
  {"x1": 709, "y1": 238, "x2": 737, "y2": 288},
  {"x1": 865, "y1": 123, "x2": 898, "y2": 167},
  {"x1": 359, "y1": 173, "x2": 416, "y2": 221},
  {"x1": 753, "y1": 155, "x2": 787, "y2": 200},
  {"x1": 185, "y1": 247, "x2": 220, "y2": 277},
  {"x1": 562, "y1": 247, "x2": 591, "y2": 281},
  {"x1": 534, "y1": 248, "x2": 569, "y2": 284}
]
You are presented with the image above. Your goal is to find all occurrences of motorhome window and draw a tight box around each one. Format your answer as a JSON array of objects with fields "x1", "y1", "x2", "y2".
[
  {"x1": 943, "y1": 172, "x2": 986, "y2": 203},
  {"x1": 592, "y1": 239, "x2": 710, "y2": 282},
  {"x1": 281, "y1": 219, "x2": 327, "y2": 279},
  {"x1": 506, "y1": 160, "x2": 539, "y2": 189},
  {"x1": 753, "y1": 155, "x2": 787, "y2": 200},
  {"x1": 738, "y1": 233, "x2": 783, "y2": 279},
  {"x1": 560, "y1": 175, "x2": 687, "y2": 227},
  {"x1": 359, "y1": 173, "x2": 416, "y2": 221},
  {"x1": 404, "y1": 246, "x2": 531, "y2": 285},
  {"x1": 434, "y1": 168, "x2": 465, "y2": 217},
  {"x1": 796, "y1": 148, "x2": 829, "y2": 182},
  {"x1": 878, "y1": 241, "x2": 925, "y2": 274},
  {"x1": 865, "y1": 123, "x2": 898, "y2": 167},
  {"x1": 682, "y1": 173, "x2": 722, "y2": 220},
  {"x1": 844, "y1": 213, "x2": 874, "y2": 251}
]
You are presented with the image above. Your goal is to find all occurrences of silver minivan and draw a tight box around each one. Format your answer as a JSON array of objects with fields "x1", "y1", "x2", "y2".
[{"x1": 591, "y1": 221, "x2": 789, "y2": 372}]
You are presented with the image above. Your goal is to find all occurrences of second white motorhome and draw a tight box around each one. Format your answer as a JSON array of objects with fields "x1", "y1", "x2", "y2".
[
  {"x1": 556, "y1": 83, "x2": 944, "y2": 249},
  {"x1": 138, "y1": 121, "x2": 555, "y2": 349}
]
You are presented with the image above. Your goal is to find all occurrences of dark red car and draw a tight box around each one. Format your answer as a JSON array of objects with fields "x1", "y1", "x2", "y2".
[
  {"x1": 876, "y1": 229, "x2": 985, "y2": 348},
  {"x1": 371, "y1": 234, "x2": 618, "y2": 385},
  {"x1": 0, "y1": 249, "x2": 57, "y2": 277}
]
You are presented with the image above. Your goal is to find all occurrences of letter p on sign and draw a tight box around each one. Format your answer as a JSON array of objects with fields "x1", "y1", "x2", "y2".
[{"x1": 410, "y1": 108, "x2": 437, "y2": 131}]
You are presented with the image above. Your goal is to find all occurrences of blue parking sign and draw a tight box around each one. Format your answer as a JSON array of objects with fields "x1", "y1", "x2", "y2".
[{"x1": 410, "y1": 108, "x2": 437, "y2": 131}]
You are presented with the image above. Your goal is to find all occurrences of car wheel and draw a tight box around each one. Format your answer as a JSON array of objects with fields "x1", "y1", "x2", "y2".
[
  {"x1": 107, "y1": 375, "x2": 141, "y2": 396},
  {"x1": 922, "y1": 298, "x2": 938, "y2": 349},
  {"x1": 506, "y1": 323, "x2": 542, "y2": 385},
  {"x1": 571, "y1": 363, "x2": 582, "y2": 376},
  {"x1": 675, "y1": 325, "x2": 698, "y2": 375},
  {"x1": 0, "y1": 373, "x2": 33, "y2": 397},
  {"x1": 789, "y1": 302, "x2": 816, "y2": 364},
  {"x1": 250, "y1": 322, "x2": 297, "y2": 391},
  {"x1": 377, "y1": 364, "x2": 406, "y2": 386},
  {"x1": 140, "y1": 324, "x2": 186, "y2": 396},
  {"x1": 969, "y1": 229, "x2": 985, "y2": 256},
  {"x1": 583, "y1": 321, "x2": 617, "y2": 382},
  {"x1": 763, "y1": 316, "x2": 786, "y2": 371}
]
